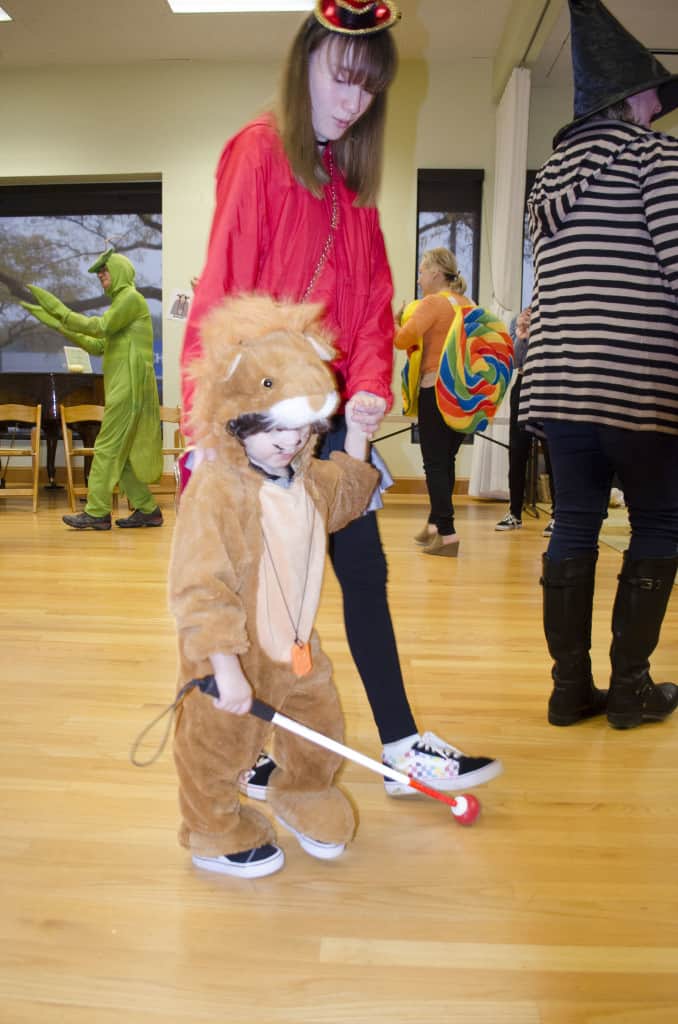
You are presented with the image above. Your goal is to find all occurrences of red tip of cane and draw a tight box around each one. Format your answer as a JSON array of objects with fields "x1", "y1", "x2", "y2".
[
  {"x1": 451, "y1": 793, "x2": 481, "y2": 825},
  {"x1": 409, "y1": 778, "x2": 457, "y2": 806}
]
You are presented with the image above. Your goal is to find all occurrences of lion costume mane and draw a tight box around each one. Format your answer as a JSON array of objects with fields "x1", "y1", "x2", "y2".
[{"x1": 169, "y1": 294, "x2": 378, "y2": 859}]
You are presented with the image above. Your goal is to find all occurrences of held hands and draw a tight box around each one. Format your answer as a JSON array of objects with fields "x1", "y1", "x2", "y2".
[
  {"x1": 347, "y1": 391, "x2": 387, "y2": 438},
  {"x1": 344, "y1": 392, "x2": 387, "y2": 460},
  {"x1": 208, "y1": 652, "x2": 253, "y2": 715}
]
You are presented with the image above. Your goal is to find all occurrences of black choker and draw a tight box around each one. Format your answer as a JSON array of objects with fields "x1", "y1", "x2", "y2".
[{"x1": 248, "y1": 459, "x2": 293, "y2": 484}]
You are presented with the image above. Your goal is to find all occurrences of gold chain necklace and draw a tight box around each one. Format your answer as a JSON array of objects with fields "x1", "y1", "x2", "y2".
[{"x1": 302, "y1": 147, "x2": 339, "y2": 302}]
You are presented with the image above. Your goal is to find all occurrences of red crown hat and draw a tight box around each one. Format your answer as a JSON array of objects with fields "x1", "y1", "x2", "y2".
[{"x1": 315, "y1": 0, "x2": 400, "y2": 35}]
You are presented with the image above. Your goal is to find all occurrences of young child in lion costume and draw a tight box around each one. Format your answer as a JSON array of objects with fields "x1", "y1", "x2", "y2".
[{"x1": 168, "y1": 294, "x2": 379, "y2": 879}]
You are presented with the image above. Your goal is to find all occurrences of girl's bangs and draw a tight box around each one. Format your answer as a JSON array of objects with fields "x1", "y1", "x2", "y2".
[{"x1": 326, "y1": 34, "x2": 395, "y2": 94}]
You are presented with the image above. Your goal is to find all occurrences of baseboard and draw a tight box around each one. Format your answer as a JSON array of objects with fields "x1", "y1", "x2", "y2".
[
  {"x1": 389, "y1": 477, "x2": 469, "y2": 495},
  {"x1": 2, "y1": 467, "x2": 470, "y2": 495}
]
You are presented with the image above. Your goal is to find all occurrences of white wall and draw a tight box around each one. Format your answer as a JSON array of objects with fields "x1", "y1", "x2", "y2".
[{"x1": 0, "y1": 55, "x2": 507, "y2": 480}]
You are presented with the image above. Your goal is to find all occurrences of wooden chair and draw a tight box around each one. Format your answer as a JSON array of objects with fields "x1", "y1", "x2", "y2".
[
  {"x1": 150, "y1": 405, "x2": 185, "y2": 497},
  {"x1": 59, "y1": 404, "x2": 118, "y2": 512},
  {"x1": 0, "y1": 404, "x2": 42, "y2": 512}
]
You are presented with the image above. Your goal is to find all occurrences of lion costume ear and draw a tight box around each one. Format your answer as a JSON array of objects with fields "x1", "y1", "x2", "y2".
[
  {"x1": 222, "y1": 349, "x2": 243, "y2": 381},
  {"x1": 277, "y1": 300, "x2": 336, "y2": 362},
  {"x1": 304, "y1": 333, "x2": 335, "y2": 361}
]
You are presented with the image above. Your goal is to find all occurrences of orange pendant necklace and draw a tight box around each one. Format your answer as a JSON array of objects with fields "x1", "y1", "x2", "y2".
[{"x1": 260, "y1": 507, "x2": 315, "y2": 678}]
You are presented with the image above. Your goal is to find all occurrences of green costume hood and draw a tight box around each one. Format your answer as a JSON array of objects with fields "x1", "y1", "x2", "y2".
[{"x1": 88, "y1": 249, "x2": 136, "y2": 297}]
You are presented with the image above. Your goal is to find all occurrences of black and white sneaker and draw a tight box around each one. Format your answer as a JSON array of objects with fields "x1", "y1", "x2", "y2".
[
  {"x1": 239, "y1": 752, "x2": 276, "y2": 800},
  {"x1": 275, "y1": 815, "x2": 345, "y2": 860},
  {"x1": 192, "y1": 843, "x2": 284, "y2": 878},
  {"x1": 543, "y1": 519, "x2": 555, "y2": 537},
  {"x1": 382, "y1": 731, "x2": 503, "y2": 796},
  {"x1": 495, "y1": 512, "x2": 522, "y2": 531}
]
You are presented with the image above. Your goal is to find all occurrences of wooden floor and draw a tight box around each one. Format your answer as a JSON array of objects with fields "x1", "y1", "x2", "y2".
[{"x1": 1, "y1": 489, "x2": 677, "y2": 1024}]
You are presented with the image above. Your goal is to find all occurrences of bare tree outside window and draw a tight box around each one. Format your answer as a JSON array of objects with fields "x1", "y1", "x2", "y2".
[
  {"x1": 417, "y1": 212, "x2": 477, "y2": 300},
  {"x1": 0, "y1": 183, "x2": 162, "y2": 381},
  {"x1": 416, "y1": 169, "x2": 483, "y2": 301}
]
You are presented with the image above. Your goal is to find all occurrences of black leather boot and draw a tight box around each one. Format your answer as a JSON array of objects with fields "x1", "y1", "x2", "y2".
[
  {"x1": 541, "y1": 552, "x2": 608, "y2": 725},
  {"x1": 607, "y1": 554, "x2": 678, "y2": 729}
]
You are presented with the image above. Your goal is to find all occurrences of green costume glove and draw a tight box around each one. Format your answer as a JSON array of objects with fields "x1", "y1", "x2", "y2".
[
  {"x1": 20, "y1": 301, "x2": 64, "y2": 332},
  {"x1": 27, "y1": 284, "x2": 71, "y2": 322},
  {"x1": 21, "y1": 299, "x2": 100, "y2": 351}
]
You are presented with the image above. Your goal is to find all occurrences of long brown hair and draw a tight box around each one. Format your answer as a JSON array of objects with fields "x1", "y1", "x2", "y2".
[{"x1": 279, "y1": 16, "x2": 398, "y2": 206}]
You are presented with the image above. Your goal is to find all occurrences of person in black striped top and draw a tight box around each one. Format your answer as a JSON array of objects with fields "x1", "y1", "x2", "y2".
[{"x1": 520, "y1": 0, "x2": 678, "y2": 730}]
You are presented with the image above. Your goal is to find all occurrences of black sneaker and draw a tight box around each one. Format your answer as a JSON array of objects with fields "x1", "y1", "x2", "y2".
[
  {"x1": 192, "y1": 843, "x2": 284, "y2": 878},
  {"x1": 382, "y1": 731, "x2": 503, "y2": 795},
  {"x1": 115, "y1": 507, "x2": 163, "y2": 528},
  {"x1": 62, "y1": 511, "x2": 111, "y2": 531},
  {"x1": 495, "y1": 512, "x2": 522, "y2": 531},
  {"x1": 239, "y1": 752, "x2": 276, "y2": 800}
]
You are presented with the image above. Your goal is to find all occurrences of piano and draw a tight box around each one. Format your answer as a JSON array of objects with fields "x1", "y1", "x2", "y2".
[{"x1": 0, "y1": 371, "x2": 105, "y2": 487}]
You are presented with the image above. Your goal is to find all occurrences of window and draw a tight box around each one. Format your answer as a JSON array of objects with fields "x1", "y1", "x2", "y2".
[
  {"x1": 416, "y1": 169, "x2": 484, "y2": 301},
  {"x1": 0, "y1": 181, "x2": 162, "y2": 383}
]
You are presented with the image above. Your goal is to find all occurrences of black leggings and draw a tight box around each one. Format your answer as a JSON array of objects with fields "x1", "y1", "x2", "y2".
[
  {"x1": 417, "y1": 386, "x2": 464, "y2": 535},
  {"x1": 320, "y1": 418, "x2": 417, "y2": 744},
  {"x1": 509, "y1": 375, "x2": 555, "y2": 518}
]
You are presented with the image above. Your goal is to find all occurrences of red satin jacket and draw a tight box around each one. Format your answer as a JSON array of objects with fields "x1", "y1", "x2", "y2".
[{"x1": 180, "y1": 116, "x2": 395, "y2": 430}]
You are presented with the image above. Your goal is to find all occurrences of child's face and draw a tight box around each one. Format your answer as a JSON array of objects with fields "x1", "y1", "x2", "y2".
[{"x1": 243, "y1": 426, "x2": 312, "y2": 474}]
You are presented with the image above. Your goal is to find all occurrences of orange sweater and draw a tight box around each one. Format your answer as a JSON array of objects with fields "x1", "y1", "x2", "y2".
[{"x1": 394, "y1": 291, "x2": 466, "y2": 377}]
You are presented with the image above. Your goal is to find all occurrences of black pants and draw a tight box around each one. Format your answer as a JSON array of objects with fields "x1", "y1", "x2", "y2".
[
  {"x1": 417, "y1": 386, "x2": 465, "y2": 535},
  {"x1": 509, "y1": 375, "x2": 555, "y2": 518},
  {"x1": 543, "y1": 420, "x2": 678, "y2": 561},
  {"x1": 320, "y1": 418, "x2": 417, "y2": 744}
]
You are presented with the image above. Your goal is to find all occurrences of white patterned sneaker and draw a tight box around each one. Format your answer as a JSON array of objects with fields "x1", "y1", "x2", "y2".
[{"x1": 383, "y1": 731, "x2": 503, "y2": 796}]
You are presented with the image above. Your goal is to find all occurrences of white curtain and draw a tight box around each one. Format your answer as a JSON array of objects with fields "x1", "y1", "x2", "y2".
[{"x1": 469, "y1": 66, "x2": 531, "y2": 500}]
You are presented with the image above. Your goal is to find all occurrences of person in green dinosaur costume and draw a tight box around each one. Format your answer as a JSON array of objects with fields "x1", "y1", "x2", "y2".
[{"x1": 21, "y1": 249, "x2": 164, "y2": 530}]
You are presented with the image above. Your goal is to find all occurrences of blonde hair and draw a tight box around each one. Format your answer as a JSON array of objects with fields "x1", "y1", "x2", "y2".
[
  {"x1": 278, "y1": 16, "x2": 398, "y2": 206},
  {"x1": 423, "y1": 247, "x2": 467, "y2": 295}
]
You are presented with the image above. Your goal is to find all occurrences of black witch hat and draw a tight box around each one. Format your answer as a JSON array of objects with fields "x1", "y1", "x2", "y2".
[{"x1": 554, "y1": 0, "x2": 678, "y2": 145}]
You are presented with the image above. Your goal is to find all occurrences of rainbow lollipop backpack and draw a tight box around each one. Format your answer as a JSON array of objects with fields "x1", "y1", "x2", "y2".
[{"x1": 401, "y1": 297, "x2": 513, "y2": 433}]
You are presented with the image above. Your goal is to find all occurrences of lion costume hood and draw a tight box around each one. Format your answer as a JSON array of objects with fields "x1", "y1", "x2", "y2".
[{"x1": 187, "y1": 294, "x2": 340, "y2": 469}]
